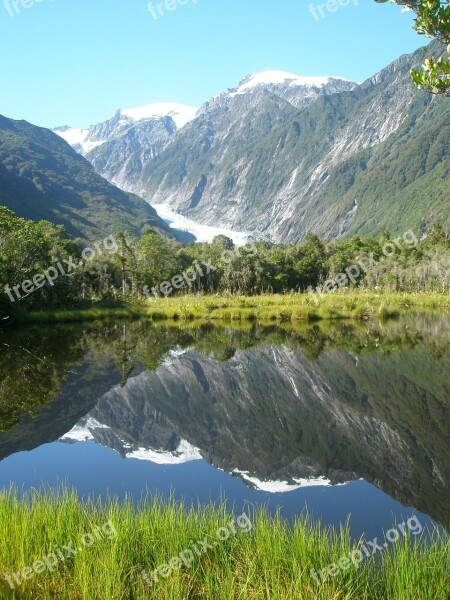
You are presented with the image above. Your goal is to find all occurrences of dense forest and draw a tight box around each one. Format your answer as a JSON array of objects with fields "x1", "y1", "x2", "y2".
[{"x1": 1, "y1": 205, "x2": 449, "y2": 320}]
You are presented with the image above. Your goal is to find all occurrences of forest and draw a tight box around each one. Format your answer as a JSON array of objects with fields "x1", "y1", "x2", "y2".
[{"x1": 1, "y1": 205, "x2": 449, "y2": 320}]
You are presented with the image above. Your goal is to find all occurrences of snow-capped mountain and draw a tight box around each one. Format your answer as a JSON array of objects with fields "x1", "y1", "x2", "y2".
[
  {"x1": 120, "y1": 102, "x2": 198, "y2": 128},
  {"x1": 60, "y1": 417, "x2": 203, "y2": 465},
  {"x1": 60, "y1": 415, "x2": 345, "y2": 490},
  {"x1": 59, "y1": 415, "x2": 347, "y2": 492},
  {"x1": 57, "y1": 342, "x2": 416, "y2": 495},
  {"x1": 227, "y1": 70, "x2": 356, "y2": 107},
  {"x1": 54, "y1": 102, "x2": 198, "y2": 156},
  {"x1": 54, "y1": 44, "x2": 449, "y2": 243},
  {"x1": 137, "y1": 43, "x2": 449, "y2": 241},
  {"x1": 235, "y1": 71, "x2": 337, "y2": 90},
  {"x1": 53, "y1": 102, "x2": 198, "y2": 194},
  {"x1": 52, "y1": 125, "x2": 104, "y2": 154},
  {"x1": 53, "y1": 71, "x2": 355, "y2": 198}
]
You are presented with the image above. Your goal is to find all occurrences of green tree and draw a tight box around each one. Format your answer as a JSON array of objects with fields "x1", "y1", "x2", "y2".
[
  {"x1": 0, "y1": 206, "x2": 79, "y2": 318},
  {"x1": 425, "y1": 221, "x2": 449, "y2": 245},
  {"x1": 376, "y1": 0, "x2": 450, "y2": 95},
  {"x1": 212, "y1": 235, "x2": 235, "y2": 251},
  {"x1": 135, "y1": 229, "x2": 180, "y2": 296}
]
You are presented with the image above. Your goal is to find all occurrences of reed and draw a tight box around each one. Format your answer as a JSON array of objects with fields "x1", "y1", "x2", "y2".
[{"x1": 0, "y1": 487, "x2": 448, "y2": 599}]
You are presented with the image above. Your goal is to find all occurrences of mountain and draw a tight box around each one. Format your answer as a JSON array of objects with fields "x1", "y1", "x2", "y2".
[
  {"x1": 137, "y1": 43, "x2": 449, "y2": 241},
  {"x1": 227, "y1": 71, "x2": 357, "y2": 108},
  {"x1": 54, "y1": 103, "x2": 199, "y2": 195},
  {"x1": 58, "y1": 44, "x2": 449, "y2": 242},
  {"x1": 53, "y1": 73, "x2": 356, "y2": 218},
  {"x1": 0, "y1": 115, "x2": 176, "y2": 241}
]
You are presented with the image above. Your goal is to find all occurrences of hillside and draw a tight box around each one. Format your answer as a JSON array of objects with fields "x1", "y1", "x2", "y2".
[
  {"x1": 136, "y1": 42, "x2": 449, "y2": 241},
  {"x1": 0, "y1": 115, "x2": 175, "y2": 241}
]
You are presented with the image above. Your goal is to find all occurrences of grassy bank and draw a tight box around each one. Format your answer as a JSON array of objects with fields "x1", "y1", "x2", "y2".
[
  {"x1": 14, "y1": 306, "x2": 149, "y2": 325},
  {"x1": 0, "y1": 489, "x2": 448, "y2": 599},
  {"x1": 18, "y1": 292, "x2": 450, "y2": 325},
  {"x1": 144, "y1": 292, "x2": 450, "y2": 322}
]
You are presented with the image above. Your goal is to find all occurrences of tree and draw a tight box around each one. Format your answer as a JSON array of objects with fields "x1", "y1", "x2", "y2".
[
  {"x1": 212, "y1": 235, "x2": 235, "y2": 251},
  {"x1": 376, "y1": 0, "x2": 450, "y2": 95},
  {"x1": 425, "y1": 221, "x2": 449, "y2": 245},
  {"x1": 0, "y1": 207, "x2": 79, "y2": 318},
  {"x1": 135, "y1": 229, "x2": 179, "y2": 296}
]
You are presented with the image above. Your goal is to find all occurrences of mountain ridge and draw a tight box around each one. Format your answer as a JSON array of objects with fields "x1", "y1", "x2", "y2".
[
  {"x1": 53, "y1": 42, "x2": 449, "y2": 242},
  {"x1": 0, "y1": 115, "x2": 177, "y2": 241}
]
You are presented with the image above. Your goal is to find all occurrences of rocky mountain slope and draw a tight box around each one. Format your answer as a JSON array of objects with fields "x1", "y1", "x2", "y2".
[
  {"x1": 54, "y1": 103, "x2": 199, "y2": 196},
  {"x1": 58, "y1": 43, "x2": 449, "y2": 242},
  {"x1": 138, "y1": 43, "x2": 449, "y2": 241},
  {"x1": 0, "y1": 115, "x2": 176, "y2": 241}
]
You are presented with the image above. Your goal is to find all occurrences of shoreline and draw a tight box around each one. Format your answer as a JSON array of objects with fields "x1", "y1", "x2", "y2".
[{"x1": 13, "y1": 292, "x2": 450, "y2": 325}]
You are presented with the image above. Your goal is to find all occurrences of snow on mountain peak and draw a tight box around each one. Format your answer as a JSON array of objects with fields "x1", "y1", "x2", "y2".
[
  {"x1": 235, "y1": 71, "x2": 337, "y2": 93},
  {"x1": 54, "y1": 102, "x2": 199, "y2": 155},
  {"x1": 232, "y1": 469, "x2": 351, "y2": 492},
  {"x1": 120, "y1": 102, "x2": 199, "y2": 129},
  {"x1": 53, "y1": 127, "x2": 105, "y2": 154}
]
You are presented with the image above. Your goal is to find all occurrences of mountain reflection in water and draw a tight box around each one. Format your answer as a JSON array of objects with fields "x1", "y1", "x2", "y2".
[{"x1": 0, "y1": 314, "x2": 448, "y2": 530}]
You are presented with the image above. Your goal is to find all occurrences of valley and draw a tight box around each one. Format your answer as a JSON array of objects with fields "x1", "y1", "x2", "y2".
[{"x1": 0, "y1": 4, "x2": 449, "y2": 598}]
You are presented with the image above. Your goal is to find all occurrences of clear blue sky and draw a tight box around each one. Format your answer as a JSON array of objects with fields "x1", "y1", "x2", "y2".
[{"x1": 0, "y1": 0, "x2": 423, "y2": 129}]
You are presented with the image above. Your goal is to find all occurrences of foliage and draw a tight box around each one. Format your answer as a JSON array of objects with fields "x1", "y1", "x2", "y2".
[
  {"x1": 1, "y1": 206, "x2": 449, "y2": 323},
  {"x1": 376, "y1": 0, "x2": 450, "y2": 94},
  {"x1": 0, "y1": 116, "x2": 173, "y2": 241}
]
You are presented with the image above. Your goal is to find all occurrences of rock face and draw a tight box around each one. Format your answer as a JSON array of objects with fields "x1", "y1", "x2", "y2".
[
  {"x1": 56, "y1": 43, "x2": 450, "y2": 242},
  {"x1": 54, "y1": 104, "x2": 198, "y2": 198},
  {"x1": 137, "y1": 43, "x2": 448, "y2": 241}
]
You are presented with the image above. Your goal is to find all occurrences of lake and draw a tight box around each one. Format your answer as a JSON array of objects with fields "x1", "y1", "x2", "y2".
[{"x1": 0, "y1": 313, "x2": 448, "y2": 541}]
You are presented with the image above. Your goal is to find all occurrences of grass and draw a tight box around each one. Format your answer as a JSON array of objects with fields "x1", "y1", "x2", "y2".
[
  {"x1": 143, "y1": 291, "x2": 450, "y2": 323},
  {"x1": 0, "y1": 488, "x2": 448, "y2": 599},
  {"x1": 15, "y1": 306, "x2": 149, "y2": 325},
  {"x1": 20, "y1": 292, "x2": 450, "y2": 325}
]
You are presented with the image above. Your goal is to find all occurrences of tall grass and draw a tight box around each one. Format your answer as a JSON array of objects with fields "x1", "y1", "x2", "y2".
[
  {"x1": 16, "y1": 306, "x2": 149, "y2": 325},
  {"x1": 18, "y1": 292, "x2": 450, "y2": 325},
  {"x1": 143, "y1": 291, "x2": 450, "y2": 323},
  {"x1": 0, "y1": 488, "x2": 448, "y2": 599}
]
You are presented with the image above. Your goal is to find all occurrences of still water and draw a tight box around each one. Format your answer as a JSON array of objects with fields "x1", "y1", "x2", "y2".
[{"x1": 0, "y1": 314, "x2": 448, "y2": 540}]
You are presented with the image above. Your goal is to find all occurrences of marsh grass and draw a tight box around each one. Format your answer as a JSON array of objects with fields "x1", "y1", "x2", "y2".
[
  {"x1": 19, "y1": 292, "x2": 449, "y2": 325},
  {"x1": 17, "y1": 291, "x2": 450, "y2": 324},
  {"x1": 16, "y1": 306, "x2": 149, "y2": 325},
  {"x1": 0, "y1": 488, "x2": 448, "y2": 599},
  {"x1": 143, "y1": 292, "x2": 449, "y2": 323}
]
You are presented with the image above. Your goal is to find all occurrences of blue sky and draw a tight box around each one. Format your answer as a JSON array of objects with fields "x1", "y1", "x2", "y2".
[{"x1": 0, "y1": 0, "x2": 423, "y2": 128}]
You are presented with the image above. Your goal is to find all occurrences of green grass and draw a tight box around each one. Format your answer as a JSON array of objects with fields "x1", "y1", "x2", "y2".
[
  {"x1": 143, "y1": 291, "x2": 450, "y2": 323},
  {"x1": 16, "y1": 306, "x2": 150, "y2": 325},
  {"x1": 0, "y1": 488, "x2": 447, "y2": 599},
  {"x1": 18, "y1": 292, "x2": 450, "y2": 325}
]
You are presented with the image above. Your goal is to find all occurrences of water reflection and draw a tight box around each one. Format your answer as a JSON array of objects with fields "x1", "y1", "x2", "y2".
[{"x1": 0, "y1": 315, "x2": 449, "y2": 528}]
